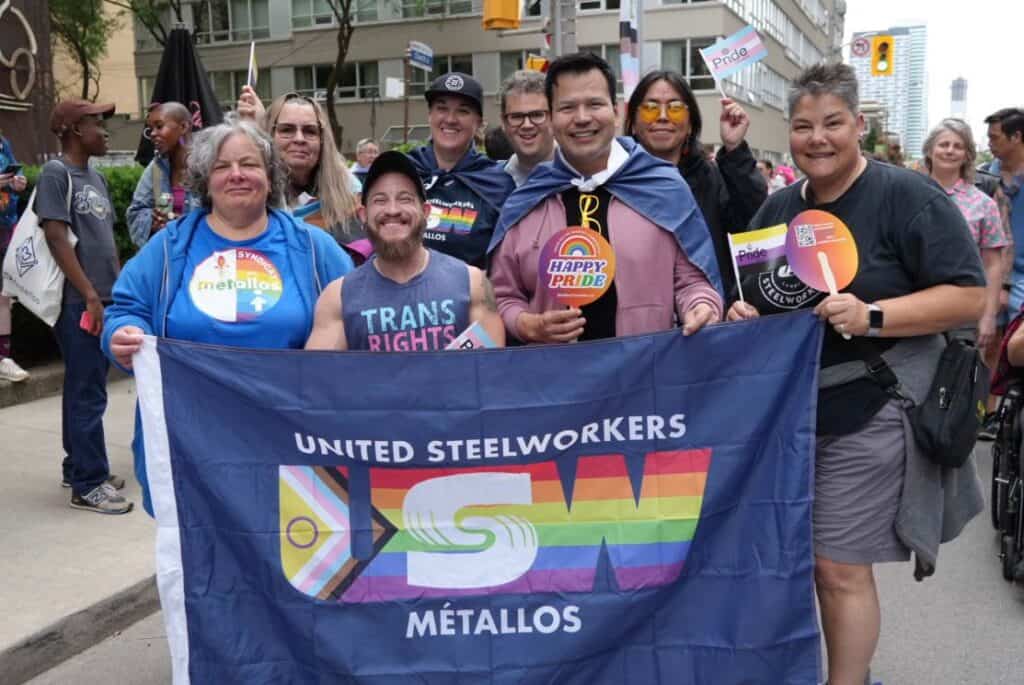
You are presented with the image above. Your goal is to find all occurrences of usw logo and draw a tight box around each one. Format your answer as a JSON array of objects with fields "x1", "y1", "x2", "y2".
[{"x1": 279, "y1": 449, "x2": 710, "y2": 603}]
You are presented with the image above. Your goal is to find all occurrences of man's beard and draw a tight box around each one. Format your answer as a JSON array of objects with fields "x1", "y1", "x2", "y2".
[{"x1": 367, "y1": 218, "x2": 425, "y2": 262}]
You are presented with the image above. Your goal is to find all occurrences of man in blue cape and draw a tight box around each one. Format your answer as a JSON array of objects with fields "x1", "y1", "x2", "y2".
[
  {"x1": 406, "y1": 73, "x2": 515, "y2": 269},
  {"x1": 488, "y1": 52, "x2": 724, "y2": 345}
]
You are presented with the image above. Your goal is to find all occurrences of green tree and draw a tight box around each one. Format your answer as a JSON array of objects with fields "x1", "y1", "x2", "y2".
[
  {"x1": 49, "y1": 0, "x2": 122, "y2": 100},
  {"x1": 103, "y1": 0, "x2": 188, "y2": 47},
  {"x1": 861, "y1": 126, "x2": 878, "y2": 154}
]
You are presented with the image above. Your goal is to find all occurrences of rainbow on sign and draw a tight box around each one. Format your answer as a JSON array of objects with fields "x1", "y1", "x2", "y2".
[{"x1": 538, "y1": 228, "x2": 617, "y2": 307}]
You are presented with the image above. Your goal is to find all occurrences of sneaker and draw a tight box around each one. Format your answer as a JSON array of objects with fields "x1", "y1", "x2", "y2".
[
  {"x1": 62, "y1": 473, "x2": 126, "y2": 490},
  {"x1": 977, "y1": 412, "x2": 999, "y2": 441},
  {"x1": 70, "y1": 483, "x2": 134, "y2": 515},
  {"x1": 0, "y1": 357, "x2": 29, "y2": 382}
]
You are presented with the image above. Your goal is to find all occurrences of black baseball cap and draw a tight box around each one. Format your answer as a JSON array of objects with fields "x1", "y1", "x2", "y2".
[
  {"x1": 362, "y1": 151, "x2": 426, "y2": 202},
  {"x1": 424, "y1": 72, "x2": 483, "y2": 115}
]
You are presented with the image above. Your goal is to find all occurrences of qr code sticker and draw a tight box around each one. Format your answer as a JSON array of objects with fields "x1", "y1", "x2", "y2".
[{"x1": 794, "y1": 224, "x2": 816, "y2": 247}]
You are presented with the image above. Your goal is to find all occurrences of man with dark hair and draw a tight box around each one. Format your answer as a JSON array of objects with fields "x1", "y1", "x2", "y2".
[
  {"x1": 406, "y1": 72, "x2": 514, "y2": 268},
  {"x1": 985, "y1": 107, "x2": 1024, "y2": 313},
  {"x1": 489, "y1": 52, "x2": 722, "y2": 344},
  {"x1": 306, "y1": 151, "x2": 505, "y2": 352},
  {"x1": 39, "y1": 100, "x2": 131, "y2": 514},
  {"x1": 499, "y1": 70, "x2": 556, "y2": 187}
]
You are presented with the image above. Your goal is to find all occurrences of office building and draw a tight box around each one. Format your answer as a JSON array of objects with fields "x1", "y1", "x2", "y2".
[
  {"x1": 849, "y1": 24, "x2": 927, "y2": 159},
  {"x1": 950, "y1": 77, "x2": 966, "y2": 119},
  {"x1": 128, "y1": 0, "x2": 844, "y2": 159}
]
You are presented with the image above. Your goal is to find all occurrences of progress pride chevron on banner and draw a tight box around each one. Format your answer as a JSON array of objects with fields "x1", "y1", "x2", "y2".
[{"x1": 134, "y1": 312, "x2": 823, "y2": 684}]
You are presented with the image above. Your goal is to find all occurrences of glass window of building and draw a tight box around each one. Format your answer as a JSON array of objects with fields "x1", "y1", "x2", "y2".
[
  {"x1": 292, "y1": 0, "x2": 334, "y2": 27},
  {"x1": 408, "y1": 54, "x2": 474, "y2": 95},
  {"x1": 209, "y1": 70, "x2": 271, "y2": 110},
  {"x1": 579, "y1": 0, "x2": 620, "y2": 10},
  {"x1": 401, "y1": 0, "x2": 472, "y2": 18},
  {"x1": 195, "y1": 0, "x2": 270, "y2": 44},
  {"x1": 294, "y1": 62, "x2": 379, "y2": 100},
  {"x1": 578, "y1": 45, "x2": 623, "y2": 93},
  {"x1": 499, "y1": 51, "x2": 525, "y2": 83},
  {"x1": 662, "y1": 38, "x2": 716, "y2": 92}
]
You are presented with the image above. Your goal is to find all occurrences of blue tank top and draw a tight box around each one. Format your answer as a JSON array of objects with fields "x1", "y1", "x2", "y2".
[{"x1": 341, "y1": 249, "x2": 471, "y2": 351}]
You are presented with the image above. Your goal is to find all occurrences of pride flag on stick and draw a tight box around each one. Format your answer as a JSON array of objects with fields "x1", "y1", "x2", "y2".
[{"x1": 699, "y1": 25, "x2": 767, "y2": 97}]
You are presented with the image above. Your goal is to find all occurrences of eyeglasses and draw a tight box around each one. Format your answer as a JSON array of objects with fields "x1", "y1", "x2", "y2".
[
  {"x1": 273, "y1": 123, "x2": 322, "y2": 139},
  {"x1": 637, "y1": 100, "x2": 689, "y2": 125},
  {"x1": 503, "y1": 110, "x2": 549, "y2": 127}
]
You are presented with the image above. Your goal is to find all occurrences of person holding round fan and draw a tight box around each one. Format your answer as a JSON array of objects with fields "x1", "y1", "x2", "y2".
[{"x1": 727, "y1": 62, "x2": 985, "y2": 685}]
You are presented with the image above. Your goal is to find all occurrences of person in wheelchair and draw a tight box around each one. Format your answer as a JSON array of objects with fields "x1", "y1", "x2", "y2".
[{"x1": 989, "y1": 314, "x2": 1024, "y2": 581}]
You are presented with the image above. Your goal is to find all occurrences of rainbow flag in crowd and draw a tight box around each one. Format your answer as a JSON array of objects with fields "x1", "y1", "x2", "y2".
[
  {"x1": 135, "y1": 312, "x2": 823, "y2": 684},
  {"x1": 699, "y1": 25, "x2": 768, "y2": 81}
]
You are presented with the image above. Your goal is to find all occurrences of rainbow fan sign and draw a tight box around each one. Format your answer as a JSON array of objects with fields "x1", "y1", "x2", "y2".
[
  {"x1": 538, "y1": 227, "x2": 617, "y2": 306},
  {"x1": 134, "y1": 311, "x2": 823, "y2": 684}
]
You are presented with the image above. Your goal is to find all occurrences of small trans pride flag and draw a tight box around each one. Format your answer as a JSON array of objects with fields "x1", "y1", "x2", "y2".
[{"x1": 699, "y1": 25, "x2": 768, "y2": 82}]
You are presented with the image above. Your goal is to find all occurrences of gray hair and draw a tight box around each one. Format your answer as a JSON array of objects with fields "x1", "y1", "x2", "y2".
[
  {"x1": 787, "y1": 62, "x2": 859, "y2": 119},
  {"x1": 498, "y1": 70, "x2": 547, "y2": 115},
  {"x1": 355, "y1": 138, "x2": 379, "y2": 154},
  {"x1": 187, "y1": 114, "x2": 286, "y2": 211},
  {"x1": 922, "y1": 118, "x2": 977, "y2": 182}
]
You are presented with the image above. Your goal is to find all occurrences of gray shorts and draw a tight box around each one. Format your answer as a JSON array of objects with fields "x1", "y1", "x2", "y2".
[{"x1": 814, "y1": 401, "x2": 911, "y2": 565}]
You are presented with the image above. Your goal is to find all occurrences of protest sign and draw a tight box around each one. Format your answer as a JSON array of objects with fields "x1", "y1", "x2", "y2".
[
  {"x1": 446, "y1": 321, "x2": 499, "y2": 350},
  {"x1": 135, "y1": 312, "x2": 823, "y2": 684},
  {"x1": 538, "y1": 227, "x2": 617, "y2": 307}
]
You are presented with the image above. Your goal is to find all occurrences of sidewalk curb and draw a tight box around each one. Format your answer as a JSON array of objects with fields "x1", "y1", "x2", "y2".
[
  {"x1": 0, "y1": 575, "x2": 160, "y2": 685},
  {"x1": 0, "y1": 364, "x2": 130, "y2": 410}
]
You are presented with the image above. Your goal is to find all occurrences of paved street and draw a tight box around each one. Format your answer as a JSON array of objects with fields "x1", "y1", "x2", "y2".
[{"x1": 21, "y1": 440, "x2": 1024, "y2": 684}]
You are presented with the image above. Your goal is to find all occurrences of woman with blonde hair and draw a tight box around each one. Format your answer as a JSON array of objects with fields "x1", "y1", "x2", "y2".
[{"x1": 237, "y1": 86, "x2": 370, "y2": 263}]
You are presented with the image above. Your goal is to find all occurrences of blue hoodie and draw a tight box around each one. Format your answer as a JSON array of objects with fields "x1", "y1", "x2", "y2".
[{"x1": 102, "y1": 207, "x2": 353, "y2": 514}]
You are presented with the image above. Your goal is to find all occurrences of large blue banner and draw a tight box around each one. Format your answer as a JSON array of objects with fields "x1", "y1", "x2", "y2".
[{"x1": 135, "y1": 311, "x2": 823, "y2": 684}]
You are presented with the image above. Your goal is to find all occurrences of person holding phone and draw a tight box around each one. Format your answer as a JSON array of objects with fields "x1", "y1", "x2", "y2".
[
  {"x1": 38, "y1": 100, "x2": 132, "y2": 515},
  {"x1": 0, "y1": 129, "x2": 29, "y2": 382}
]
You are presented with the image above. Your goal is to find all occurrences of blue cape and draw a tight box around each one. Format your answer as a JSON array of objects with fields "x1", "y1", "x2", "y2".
[
  {"x1": 407, "y1": 144, "x2": 515, "y2": 214},
  {"x1": 488, "y1": 137, "x2": 723, "y2": 297}
]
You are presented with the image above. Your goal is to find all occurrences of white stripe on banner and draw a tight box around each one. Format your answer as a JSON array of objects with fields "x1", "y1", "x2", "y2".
[{"x1": 135, "y1": 337, "x2": 190, "y2": 685}]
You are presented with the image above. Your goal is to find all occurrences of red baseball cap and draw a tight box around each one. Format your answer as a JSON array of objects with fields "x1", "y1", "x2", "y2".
[{"x1": 50, "y1": 99, "x2": 116, "y2": 136}]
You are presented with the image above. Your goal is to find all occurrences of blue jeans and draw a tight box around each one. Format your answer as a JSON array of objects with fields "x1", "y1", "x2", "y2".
[{"x1": 53, "y1": 301, "x2": 110, "y2": 495}]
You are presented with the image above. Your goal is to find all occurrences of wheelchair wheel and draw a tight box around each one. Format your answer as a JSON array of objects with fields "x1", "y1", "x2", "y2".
[
  {"x1": 1002, "y1": 535, "x2": 1018, "y2": 582},
  {"x1": 992, "y1": 439, "x2": 1003, "y2": 531}
]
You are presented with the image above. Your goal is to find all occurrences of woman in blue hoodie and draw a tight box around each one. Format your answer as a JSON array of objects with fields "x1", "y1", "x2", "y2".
[{"x1": 102, "y1": 115, "x2": 353, "y2": 514}]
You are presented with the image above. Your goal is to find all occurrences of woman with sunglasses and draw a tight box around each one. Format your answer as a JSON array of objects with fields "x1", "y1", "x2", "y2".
[
  {"x1": 237, "y1": 87, "x2": 370, "y2": 263},
  {"x1": 127, "y1": 102, "x2": 202, "y2": 247},
  {"x1": 624, "y1": 71, "x2": 767, "y2": 301}
]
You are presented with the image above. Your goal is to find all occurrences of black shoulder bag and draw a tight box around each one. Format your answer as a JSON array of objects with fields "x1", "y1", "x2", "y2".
[{"x1": 850, "y1": 336, "x2": 987, "y2": 467}]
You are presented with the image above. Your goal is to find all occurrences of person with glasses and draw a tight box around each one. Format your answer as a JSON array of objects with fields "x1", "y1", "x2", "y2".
[
  {"x1": 237, "y1": 87, "x2": 369, "y2": 264},
  {"x1": 406, "y1": 73, "x2": 515, "y2": 268},
  {"x1": 127, "y1": 102, "x2": 202, "y2": 247},
  {"x1": 489, "y1": 53, "x2": 722, "y2": 344},
  {"x1": 624, "y1": 70, "x2": 767, "y2": 302},
  {"x1": 103, "y1": 116, "x2": 353, "y2": 516},
  {"x1": 498, "y1": 70, "x2": 556, "y2": 187}
]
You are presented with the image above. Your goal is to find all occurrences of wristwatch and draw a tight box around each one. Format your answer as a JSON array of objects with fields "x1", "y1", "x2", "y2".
[{"x1": 866, "y1": 304, "x2": 884, "y2": 337}]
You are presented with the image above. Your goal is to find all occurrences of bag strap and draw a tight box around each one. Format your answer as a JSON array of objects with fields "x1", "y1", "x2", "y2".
[{"x1": 849, "y1": 336, "x2": 901, "y2": 393}]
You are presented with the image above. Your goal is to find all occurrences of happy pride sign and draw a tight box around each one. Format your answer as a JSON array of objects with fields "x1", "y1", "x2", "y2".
[
  {"x1": 539, "y1": 227, "x2": 617, "y2": 307},
  {"x1": 699, "y1": 25, "x2": 767, "y2": 81}
]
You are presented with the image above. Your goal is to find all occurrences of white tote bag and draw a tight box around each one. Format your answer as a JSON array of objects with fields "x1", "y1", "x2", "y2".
[{"x1": 1, "y1": 167, "x2": 77, "y2": 326}]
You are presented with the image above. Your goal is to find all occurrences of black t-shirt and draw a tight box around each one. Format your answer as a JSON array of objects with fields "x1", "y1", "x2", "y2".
[
  {"x1": 561, "y1": 185, "x2": 618, "y2": 341},
  {"x1": 423, "y1": 175, "x2": 500, "y2": 269},
  {"x1": 746, "y1": 160, "x2": 985, "y2": 368}
]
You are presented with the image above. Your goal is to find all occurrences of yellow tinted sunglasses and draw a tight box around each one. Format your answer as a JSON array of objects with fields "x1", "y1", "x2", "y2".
[{"x1": 638, "y1": 100, "x2": 689, "y2": 124}]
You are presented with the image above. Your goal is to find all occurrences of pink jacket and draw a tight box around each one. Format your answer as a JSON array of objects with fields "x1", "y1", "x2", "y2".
[{"x1": 490, "y1": 195, "x2": 723, "y2": 341}]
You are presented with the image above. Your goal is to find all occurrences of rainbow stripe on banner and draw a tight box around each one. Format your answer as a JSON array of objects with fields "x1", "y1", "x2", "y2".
[
  {"x1": 699, "y1": 25, "x2": 767, "y2": 81},
  {"x1": 280, "y1": 449, "x2": 710, "y2": 603}
]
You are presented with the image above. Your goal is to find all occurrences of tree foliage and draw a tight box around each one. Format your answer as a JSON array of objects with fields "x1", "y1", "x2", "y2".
[
  {"x1": 103, "y1": 0, "x2": 188, "y2": 47},
  {"x1": 49, "y1": 0, "x2": 123, "y2": 100},
  {"x1": 323, "y1": 0, "x2": 356, "y2": 151}
]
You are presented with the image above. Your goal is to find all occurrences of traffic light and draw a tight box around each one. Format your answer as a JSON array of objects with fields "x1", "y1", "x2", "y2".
[
  {"x1": 483, "y1": 0, "x2": 521, "y2": 30},
  {"x1": 871, "y1": 35, "x2": 894, "y2": 76}
]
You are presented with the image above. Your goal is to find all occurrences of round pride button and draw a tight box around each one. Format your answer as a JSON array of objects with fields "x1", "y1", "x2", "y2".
[{"x1": 538, "y1": 227, "x2": 617, "y2": 307}]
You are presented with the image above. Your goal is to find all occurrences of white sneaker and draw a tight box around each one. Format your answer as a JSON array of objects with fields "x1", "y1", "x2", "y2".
[{"x1": 0, "y1": 358, "x2": 29, "y2": 382}]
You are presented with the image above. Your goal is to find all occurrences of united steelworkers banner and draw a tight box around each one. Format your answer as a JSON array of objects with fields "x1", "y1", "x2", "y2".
[{"x1": 134, "y1": 311, "x2": 823, "y2": 684}]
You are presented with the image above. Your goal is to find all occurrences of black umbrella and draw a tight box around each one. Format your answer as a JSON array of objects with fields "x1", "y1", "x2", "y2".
[{"x1": 135, "y1": 27, "x2": 224, "y2": 166}]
